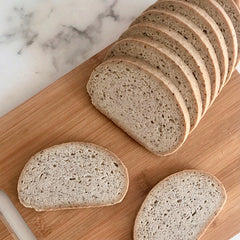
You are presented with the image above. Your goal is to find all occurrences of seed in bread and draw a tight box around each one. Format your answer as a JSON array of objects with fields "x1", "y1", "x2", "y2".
[{"x1": 18, "y1": 142, "x2": 129, "y2": 211}]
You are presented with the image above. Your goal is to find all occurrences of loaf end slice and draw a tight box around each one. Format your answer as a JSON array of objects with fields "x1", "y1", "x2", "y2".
[
  {"x1": 87, "y1": 57, "x2": 190, "y2": 155},
  {"x1": 18, "y1": 142, "x2": 129, "y2": 211},
  {"x1": 134, "y1": 170, "x2": 227, "y2": 240}
]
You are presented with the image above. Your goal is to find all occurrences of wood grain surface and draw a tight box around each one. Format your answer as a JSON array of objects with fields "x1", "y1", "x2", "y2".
[{"x1": 0, "y1": 46, "x2": 239, "y2": 240}]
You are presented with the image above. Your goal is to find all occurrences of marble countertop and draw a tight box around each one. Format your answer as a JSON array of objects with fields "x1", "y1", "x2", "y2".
[
  {"x1": 0, "y1": 1, "x2": 239, "y2": 239},
  {"x1": 0, "y1": 0, "x2": 156, "y2": 117}
]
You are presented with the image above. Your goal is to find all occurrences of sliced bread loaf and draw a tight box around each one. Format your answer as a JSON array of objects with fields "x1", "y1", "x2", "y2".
[
  {"x1": 134, "y1": 170, "x2": 227, "y2": 240},
  {"x1": 18, "y1": 142, "x2": 129, "y2": 211},
  {"x1": 131, "y1": 10, "x2": 221, "y2": 102},
  {"x1": 106, "y1": 37, "x2": 202, "y2": 130},
  {"x1": 215, "y1": 0, "x2": 240, "y2": 65},
  {"x1": 120, "y1": 23, "x2": 211, "y2": 116},
  {"x1": 87, "y1": 57, "x2": 190, "y2": 155},
  {"x1": 147, "y1": 0, "x2": 229, "y2": 90},
  {"x1": 167, "y1": 0, "x2": 238, "y2": 82}
]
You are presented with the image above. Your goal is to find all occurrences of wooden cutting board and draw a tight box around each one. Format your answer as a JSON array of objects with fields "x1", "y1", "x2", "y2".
[{"x1": 0, "y1": 46, "x2": 239, "y2": 240}]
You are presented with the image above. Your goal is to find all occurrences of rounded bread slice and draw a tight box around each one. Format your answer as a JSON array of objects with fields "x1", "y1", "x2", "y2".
[
  {"x1": 106, "y1": 37, "x2": 202, "y2": 131},
  {"x1": 134, "y1": 170, "x2": 227, "y2": 240},
  {"x1": 18, "y1": 142, "x2": 129, "y2": 211},
  {"x1": 215, "y1": 0, "x2": 240, "y2": 65},
  {"x1": 120, "y1": 23, "x2": 211, "y2": 115},
  {"x1": 152, "y1": 0, "x2": 238, "y2": 83},
  {"x1": 147, "y1": 0, "x2": 229, "y2": 90},
  {"x1": 131, "y1": 9, "x2": 221, "y2": 102},
  {"x1": 87, "y1": 57, "x2": 190, "y2": 155}
]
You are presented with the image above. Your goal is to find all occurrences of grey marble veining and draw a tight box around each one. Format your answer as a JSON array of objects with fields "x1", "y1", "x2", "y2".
[{"x1": 0, "y1": 0, "x2": 155, "y2": 116}]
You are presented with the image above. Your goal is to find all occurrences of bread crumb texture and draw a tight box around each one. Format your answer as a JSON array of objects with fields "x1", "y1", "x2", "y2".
[
  {"x1": 18, "y1": 142, "x2": 128, "y2": 211},
  {"x1": 87, "y1": 59, "x2": 189, "y2": 155},
  {"x1": 134, "y1": 170, "x2": 226, "y2": 240}
]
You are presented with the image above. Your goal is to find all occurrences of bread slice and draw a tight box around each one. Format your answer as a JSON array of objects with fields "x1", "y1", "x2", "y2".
[
  {"x1": 87, "y1": 57, "x2": 190, "y2": 155},
  {"x1": 165, "y1": 0, "x2": 238, "y2": 82},
  {"x1": 134, "y1": 170, "x2": 227, "y2": 240},
  {"x1": 18, "y1": 142, "x2": 129, "y2": 211},
  {"x1": 106, "y1": 37, "x2": 202, "y2": 131},
  {"x1": 120, "y1": 23, "x2": 211, "y2": 116},
  {"x1": 131, "y1": 10, "x2": 221, "y2": 102},
  {"x1": 215, "y1": 0, "x2": 240, "y2": 65},
  {"x1": 147, "y1": 0, "x2": 229, "y2": 90}
]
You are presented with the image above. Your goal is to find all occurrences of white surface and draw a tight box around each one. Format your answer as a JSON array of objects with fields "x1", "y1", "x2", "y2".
[
  {"x1": 0, "y1": 0, "x2": 155, "y2": 116},
  {"x1": 0, "y1": 1, "x2": 239, "y2": 239},
  {"x1": 0, "y1": 190, "x2": 37, "y2": 240},
  {"x1": 232, "y1": 234, "x2": 240, "y2": 240}
]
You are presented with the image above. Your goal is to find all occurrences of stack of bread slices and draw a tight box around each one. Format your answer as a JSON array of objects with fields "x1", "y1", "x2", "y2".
[{"x1": 87, "y1": 0, "x2": 240, "y2": 156}]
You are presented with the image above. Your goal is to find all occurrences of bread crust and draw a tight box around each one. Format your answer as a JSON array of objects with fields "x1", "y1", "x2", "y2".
[
  {"x1": 131, "y1": 9, "x2": 221, "y2": 103},
  {"x1": 106, "y1": 37, "x2": 203, "y2": 131},
  {"x1": 133, "y1": 169, "x2": 227, "y2": 240},
  {"x1": 87, "y1": 57, "x2": 191, "y2": 156},
  {"x1": 120, "y1": 23, "x2": 211, "y2": 115},
  {"x1": 215, "y1": 0, "x2": 240, "y2": 64},
  {"x1": 147, "y1": 0, "x2": 229, "y2": 91},
  {"x1": 17, "y1": 142, "x2": 129, "y2": 211}
]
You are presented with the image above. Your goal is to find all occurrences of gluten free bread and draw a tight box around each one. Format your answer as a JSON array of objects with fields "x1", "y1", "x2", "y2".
[
  {"x1": 167, "y1": 0, "x2": 238, "y2": 81},
  {"x1": 120, "y1": 23, "x2": 211, "y2": 116},
  {"x1": 106, "y1": 37, "x2": 202, "y2": 130},
  {"x1": 131, "y1": 9, "x2": 221, "y2": 102},
  {"x1": 134, "y1": 170, "x2": 226, "y2": 240},
  {"x1": 86, "y1": 0, "x2": 239, "y2": 155},
  {"x1": 87, "y1": 57, "x2": 190, "y2": 155},
  {"x1": 215, "y1": 0, "x2": 240, "y2": 64},
  {"x1": 18, "y1": 142, "x2": 129, "y2": 211},
  {"x1": 147, "y1": 0, "x2": 229, "y2": 90}
]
